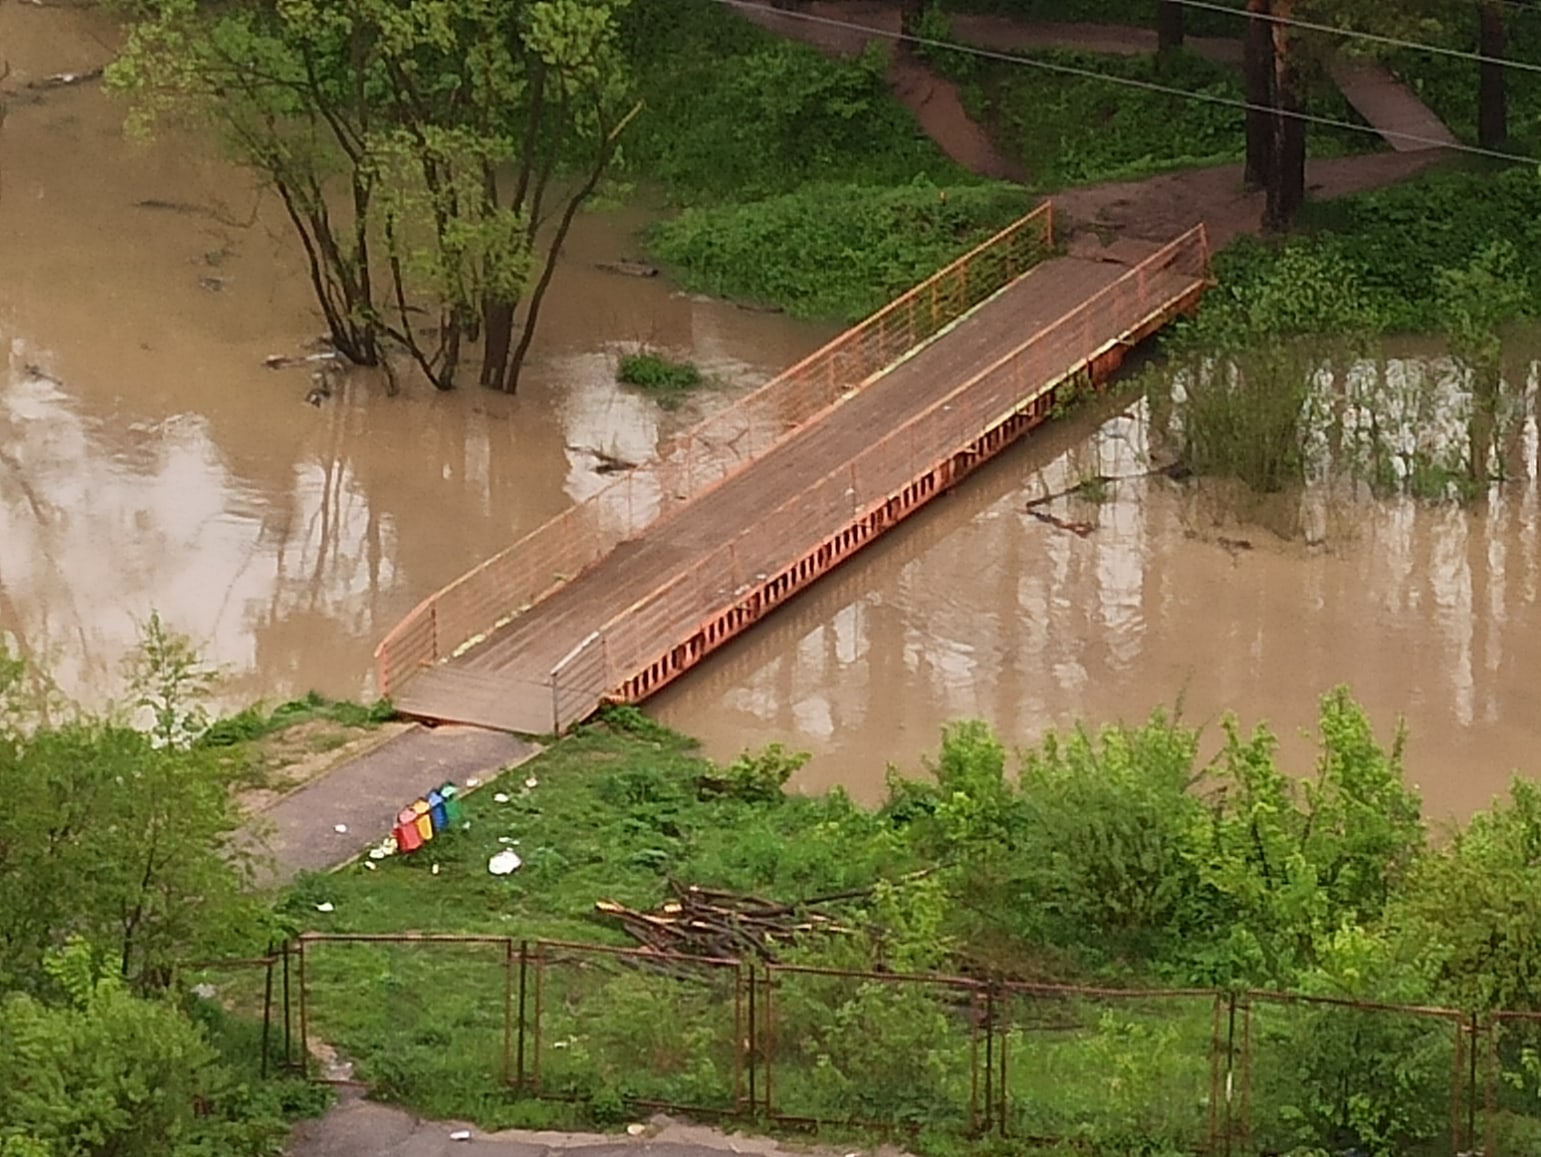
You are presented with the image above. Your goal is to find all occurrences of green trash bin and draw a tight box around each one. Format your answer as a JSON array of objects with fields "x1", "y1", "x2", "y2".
[{"x1": 440, "y1": 781, "x2": 464, "y2": 825}]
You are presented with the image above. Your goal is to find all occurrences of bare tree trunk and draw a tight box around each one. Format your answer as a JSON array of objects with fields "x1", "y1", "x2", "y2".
[
  {"x1": 1157, "y1": 1, "x2": 1185, "y2": 57},
  {"x1": 1243, "y1": 0, "x2": 1275, "y2": 190},
  {"x1": 1264, "y1": 1, "x2": 1306, "y2": 231},
  {"x1": 1478, "y1": 0, "x2": 1508, "y2": 149},
  {"x1": 503, "y1": 103, "x2": 643, "y2": 394}
]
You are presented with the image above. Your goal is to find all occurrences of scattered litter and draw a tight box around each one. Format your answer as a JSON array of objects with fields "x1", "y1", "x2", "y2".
[
  {"x1": 488, "y1": 849, "x2": 523, "y2": 875},
  {"x1": 493, "y1": 792, "x2": 511, "y2": 803},
  {"x1": 192, "y1": 983, "x2": 217, "y2": 1000},
  {"x1": 364, "y1": 861, "x2": 377, "y2": 871},
  {"x1": 524, "y1": 776, "x2": 539, "y2": 790},
  {"x1": 334, "y1": 823, "x2": 349, "y2": 834},
  {"x1": 465, "y1": 777, "x2": 481, "y2": 787},
  {"x1": 497, "y1": 836, "x2": 522, "y2": 845},
  {"x1": 450, "y1": 1130, "x2": 472, "y2": 1142},
  {"x1": 552, "y1": 1039, "x2": 571, "y2": 1049},
  {"x1": 315, "y1": 902, "x2": 335, "y2": 913},
  {"x1": 431, "y1": 863, "x2": 441, "y2": 875},
  {"x1": 627, "y1": 1124, "x2": 646, "y2": 1137}
]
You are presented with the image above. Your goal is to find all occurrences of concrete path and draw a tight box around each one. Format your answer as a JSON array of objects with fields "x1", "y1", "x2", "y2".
[
  {"x1": 287, "y1": 1098, "x2": 910, "y2": 1157},
  {"x1": 253, "y1": 725, "x2": 538, "y2": 883}
]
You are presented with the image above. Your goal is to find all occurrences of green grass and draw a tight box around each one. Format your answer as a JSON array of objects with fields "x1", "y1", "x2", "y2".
[
  {"x1": 616, "y1": 351, "x2": 706, "y2": 408},
  {"x1": 961, "y1": 47, "x2": 1377, "y2": 190},
  {"x1": 200, "y1": 691, "x2": 396, "y2": 749},
  {"x1": 650, "y1": 180, "x2": 1033, "y2": 321},
  {"x1": 621, "y1": 0, "x2": 972, "y2": 204},
  {"x1": 1209, "y1": 161, "x2": 1541, "y2": 335}
]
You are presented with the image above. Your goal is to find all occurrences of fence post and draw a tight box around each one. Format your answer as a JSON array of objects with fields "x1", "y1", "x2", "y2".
[
  {"x1": 550, "y1": 669, "x2": 560, "y2": 737},
  {"x1": 1467, "y1": 1011, "x2": 1478, "y2": 1153},
  {"x1": 746, "y1": 963, "x2": 757, "y2": 1114},
  {"x1": 297, "y1": 938, "x2": 309, "y2": 1081},
  {"x1": 282, "y1": 941, "x2": 293, "y2": 1071},
  {"x1": 981, "y1": 984, "x2": 995, "y2": 1136},
  {"x1": 997, "y1": 984, "x2": 1008, "y2": 1137},
  {"x1": 516, "y1": 940, "x2": 530, "y2": 1090},
  {"x1": 1224, "y1": 991, "x2": 1238, "y2": 1157},
  {"x1": 260, "y1": 943, "x2": 275, "y2": 1080},
  {"x1": 502, "y1": 938, "x2": 515, "y2": 1087}
]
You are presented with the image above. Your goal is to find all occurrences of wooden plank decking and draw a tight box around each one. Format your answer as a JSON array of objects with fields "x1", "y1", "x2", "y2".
[{"x1": 390, "y1": 230, "x2": 1209, "y2": 735}]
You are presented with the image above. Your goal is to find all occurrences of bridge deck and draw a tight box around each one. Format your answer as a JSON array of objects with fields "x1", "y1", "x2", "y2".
[{"x1": 393, "y1": 242, "x2": 1204, "y2": 735}]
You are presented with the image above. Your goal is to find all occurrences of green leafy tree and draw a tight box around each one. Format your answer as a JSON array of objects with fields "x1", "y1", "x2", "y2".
[
  {"x1": 111, "y1": 0, "x2": 637, "y2": 393},
  {"x1": 0, "y1": 940, "x2": 221, "y2": 1157},
  {"x1": 0, "y1": 629, "x2": 263, "y2": 991}
]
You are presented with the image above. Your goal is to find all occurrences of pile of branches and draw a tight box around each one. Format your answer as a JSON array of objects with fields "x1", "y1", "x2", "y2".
[{"x1": 595, "y1": 879, "x2": 861, "y2": 962}]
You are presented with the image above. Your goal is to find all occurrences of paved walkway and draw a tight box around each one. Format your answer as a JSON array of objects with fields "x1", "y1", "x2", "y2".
[
  {"x1": 288, "y1": 1098, "x2": 911, "y2": 1157},
  {"x1": 253, "y1": 725, "x2": 539, "y2": 883}
]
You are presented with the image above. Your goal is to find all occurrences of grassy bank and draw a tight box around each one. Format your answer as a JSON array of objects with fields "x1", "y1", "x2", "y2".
[
  {"x1": 261, "y1": 697, "x2": 1541, "y2": 1155},
  {"x1": 956, "y1": 46, "x2": 1376, "y2": 189}
]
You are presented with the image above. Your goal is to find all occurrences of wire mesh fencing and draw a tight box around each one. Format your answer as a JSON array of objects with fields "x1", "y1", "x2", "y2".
[{"x1": 221, "y1": 932, "x2": 1541, "y2": 1153}]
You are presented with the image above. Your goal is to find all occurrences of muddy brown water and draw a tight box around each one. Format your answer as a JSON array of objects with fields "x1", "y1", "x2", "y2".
[
  {"x1": 653, "y1": 391, "x2": 1541, "y2": 820},
  {"x1": 0, "y1": 5, "x2": 833, "y2": 711},
  {"x1": 4, "y1": 6, "x2": 1539, "y2": 819}
]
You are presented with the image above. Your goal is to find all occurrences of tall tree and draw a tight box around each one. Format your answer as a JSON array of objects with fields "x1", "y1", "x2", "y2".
[
  {"x1": 1477, "y1": 0, "x2": 1509, "y2": 148},
  {"x1": 1265, "y1": 0, "x2": 1307, "y2": 230},
  {"x1": 1244, "y1": 0, "x2": 1276, "y2": 190},
  {"x1": 1157, "y1": 0, "x2": 1186, "y2": 57},
  {"x1": 111, "y1": 0, "x2": 637, "y2": 394}
]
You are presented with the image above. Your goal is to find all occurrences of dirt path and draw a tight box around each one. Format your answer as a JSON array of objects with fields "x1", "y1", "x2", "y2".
[
  {"x1": 734, "y1": 0, "x2": 1457, "y2": 242},
  {"x1": 288, "y1": 1097, "x2": 911, "y2": 1157}
]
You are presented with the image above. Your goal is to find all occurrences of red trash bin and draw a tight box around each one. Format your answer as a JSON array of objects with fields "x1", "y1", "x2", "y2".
[{"x1": 394, "y1": 806, "x2": 424, "y2": 853}]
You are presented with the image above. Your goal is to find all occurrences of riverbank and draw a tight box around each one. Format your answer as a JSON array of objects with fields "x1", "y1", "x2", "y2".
[{"x1": 237, "y1": 697, "x2": 1541, "y2": 1156}]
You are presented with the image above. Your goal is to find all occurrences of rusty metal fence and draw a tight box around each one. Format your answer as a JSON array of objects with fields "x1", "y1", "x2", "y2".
[
  {"x1": 373, "y1": 202, "x2": 1054, "y2": 698},
  {"x1": 548, "y1": 225, "x2": 1212, "y2": 730},
  {"x1": 198, "y1": 932, "x2": 1541, "y2": 1154}
]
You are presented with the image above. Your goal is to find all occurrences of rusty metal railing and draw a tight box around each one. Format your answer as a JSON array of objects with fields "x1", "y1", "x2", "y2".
[
  {"x1": 548, "y1": 225, "x2": 1212, "y2": 730},
  {"x1": 372, "y1": 202, "x2": 1054, "y2": 697}
]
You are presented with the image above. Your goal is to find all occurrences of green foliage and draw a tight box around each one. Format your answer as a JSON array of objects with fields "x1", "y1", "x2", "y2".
[
  {"x1": 124, "y1": 610, "x2": 219, "y2": 749},
  {"x1": 1209, "y1": 164, "x2": 1541, "y2": 336},
  {"x1": 0, "y1": 631, "x2": 265, "y2": 994},
  {"x1": 616, "y1": 351, "x2": 705, "y2": 407},
  {"x1": 620, "y1": 0, "x2": 965, "y2": 202},
  {"x1": 651, "y1": 180, "x2": 1028, "y2": 320},
  {"x1": 199, "y1": 691, "x2": 395, "y2": 749},
  {"x1": 964, "y1": 46, "x2": 1372, "y2": 190}
]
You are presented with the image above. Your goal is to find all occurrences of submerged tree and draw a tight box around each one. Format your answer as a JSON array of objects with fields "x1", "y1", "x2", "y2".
[{"x1": 110, "y1": 0, "x2": 637, "y2": 393}]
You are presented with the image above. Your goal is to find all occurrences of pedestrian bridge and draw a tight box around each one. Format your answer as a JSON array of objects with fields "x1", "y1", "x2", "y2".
[{"x1": 375, "y1": 202, "x2": 1211, "y2": 734}]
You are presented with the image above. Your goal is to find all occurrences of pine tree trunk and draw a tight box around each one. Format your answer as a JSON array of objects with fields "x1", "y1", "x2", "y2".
[
  {"x1": 1478, "y1": 1, "x2": 1508, "y2": 148},
  {"x1": 1157, "y1": 1, "x2": 1185, "y2": 56},
  {"x1": 1243, "y1": 0, "x2": 1275, "y2": 190}
]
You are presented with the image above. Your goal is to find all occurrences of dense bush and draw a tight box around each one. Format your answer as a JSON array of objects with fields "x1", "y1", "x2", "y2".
[
  {"x1": 620, "y1": 0, "x2": 966, "y2": 202},
  {"x1": 965, "y1": 45, "x2": 1373, "y2": 189},
  {"x1": 650, "y1": 180, "x2": 1030, "y2": 320}
]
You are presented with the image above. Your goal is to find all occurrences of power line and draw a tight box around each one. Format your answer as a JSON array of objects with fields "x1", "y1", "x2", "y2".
[
  {"x1": 1167, "y1": 0, "x2": 1541, "y2": 77},
  {"x1": 716, "y1": 0, "x2": 1541, "y2": 165}
]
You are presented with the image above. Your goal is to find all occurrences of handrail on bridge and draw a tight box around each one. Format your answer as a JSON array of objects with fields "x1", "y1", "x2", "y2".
[
  {"x1": 373, "y1": 200, "x2": 1055, "y2": 697},
  {"x1": 545, "y1": 224, "x2": 1213, "y2": 732}
]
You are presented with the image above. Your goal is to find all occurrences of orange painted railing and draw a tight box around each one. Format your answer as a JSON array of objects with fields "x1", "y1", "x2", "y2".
[
  {"x1": 373, "y1": 202, "x2": 1055, "y2": 696},
  {"x1": 548, "y1": 226, "x2": 1212, "y2": 729}
]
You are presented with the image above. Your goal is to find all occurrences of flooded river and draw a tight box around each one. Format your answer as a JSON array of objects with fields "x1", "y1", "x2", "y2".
[
  {"x1": 4, "y1": 6, "x2": 1539, "y2": 818},
  {"x1": 0, "y1": 5, "x2": 830, "y2": 710}
]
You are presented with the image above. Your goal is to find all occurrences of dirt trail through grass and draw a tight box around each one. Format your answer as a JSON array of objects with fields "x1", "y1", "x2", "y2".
[{"x1": 736, "y1": 0, "x2": 1456, "y2": 243}]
